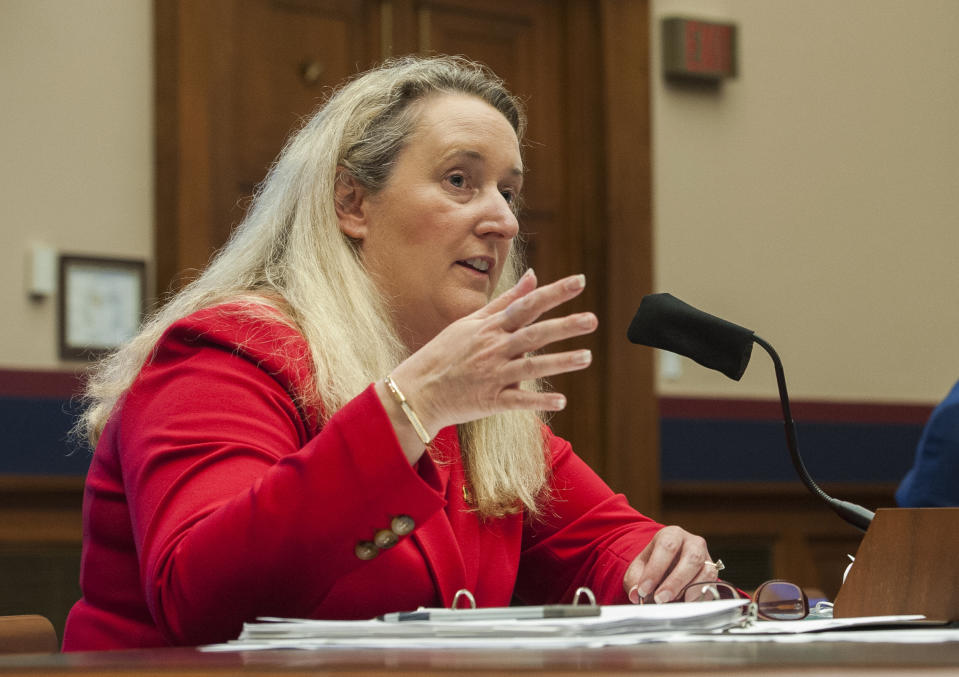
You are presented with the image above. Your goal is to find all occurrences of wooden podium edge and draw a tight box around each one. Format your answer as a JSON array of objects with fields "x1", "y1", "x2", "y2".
[{"x1": 833, "y1": 507, "x2": 959, "y2": 621}]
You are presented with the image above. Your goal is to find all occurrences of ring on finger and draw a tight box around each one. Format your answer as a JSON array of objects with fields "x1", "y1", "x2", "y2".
[{"x1": 704, "y1": 559, "x2": 725, "y2": 572}]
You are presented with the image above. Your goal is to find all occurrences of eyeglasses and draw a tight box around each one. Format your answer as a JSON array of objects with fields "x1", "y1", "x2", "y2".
[{"x1": 641, "y1": 579, "x2": 810, "y2": 621}]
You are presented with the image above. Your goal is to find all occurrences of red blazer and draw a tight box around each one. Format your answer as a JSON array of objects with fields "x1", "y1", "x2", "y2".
[{"x1": 62, "y1": 304, "x2": 663, "y2": 650}]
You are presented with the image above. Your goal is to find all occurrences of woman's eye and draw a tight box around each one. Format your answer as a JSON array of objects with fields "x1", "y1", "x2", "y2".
[
  {"x1": 448, "y1": 173, "x2": 466, "y2": 188},
  {"x1": 500, "y1": 189, "x2": 515, "y2": 204}
]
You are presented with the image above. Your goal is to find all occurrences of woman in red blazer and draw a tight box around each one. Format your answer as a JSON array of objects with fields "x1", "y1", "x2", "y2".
[{"x1": 62, "y1": 56, "x2": 716, "y2": 651}]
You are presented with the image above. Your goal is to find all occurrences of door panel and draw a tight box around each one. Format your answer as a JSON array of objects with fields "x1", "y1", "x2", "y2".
[{"x1": 234, "y1": 1, "x2": 378, "y2": 199}]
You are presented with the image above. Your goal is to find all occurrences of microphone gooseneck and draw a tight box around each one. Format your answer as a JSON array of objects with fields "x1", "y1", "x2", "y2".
[
  {"x1": 629, "y1": 294, "x2": 875, "y2": 532},
  {"x1": 751, "y1": 335, "x2": 875, "y2": 531}
]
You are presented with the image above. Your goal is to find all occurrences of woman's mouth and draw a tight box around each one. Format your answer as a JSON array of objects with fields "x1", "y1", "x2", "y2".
[{"x1": 457, "y1": 257, "x2": 492, "y2": 274}]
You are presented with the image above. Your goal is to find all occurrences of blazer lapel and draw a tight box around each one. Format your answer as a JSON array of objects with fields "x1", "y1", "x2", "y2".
[
  {"x1": 447, "y1": 456, "x2": 481, "y2": 596},
  {"x1": 410, "y1": 429, "x2": 468, "y2": 607}
]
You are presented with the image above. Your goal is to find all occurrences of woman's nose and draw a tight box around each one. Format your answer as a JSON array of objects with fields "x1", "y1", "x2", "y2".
[{"x1": 475, "y1": 190, "x2": 520, "y2": 239}]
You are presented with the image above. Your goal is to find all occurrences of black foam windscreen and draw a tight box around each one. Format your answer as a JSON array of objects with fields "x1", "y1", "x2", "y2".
[{"x1": 627, "y1": 293, "x2": 755, "y2": 380}]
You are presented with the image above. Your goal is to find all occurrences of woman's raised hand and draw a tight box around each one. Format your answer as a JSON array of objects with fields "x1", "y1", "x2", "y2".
[{"x1": 379, "y1": 270, "x2": 597, "y2": 461}]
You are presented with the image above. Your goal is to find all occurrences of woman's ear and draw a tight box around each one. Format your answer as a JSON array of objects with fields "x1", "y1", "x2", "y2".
[{"x1": 334, "y1": 168, "x2": 369, "y2": 240}]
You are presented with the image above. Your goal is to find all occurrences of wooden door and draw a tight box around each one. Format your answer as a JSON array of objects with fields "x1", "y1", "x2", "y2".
[
  {"x1": 154, "y1": 0, "x2": 658, "y2": 513},
  {"x1": 155, "y1": 0, "x2": 383, "y2": 288}
]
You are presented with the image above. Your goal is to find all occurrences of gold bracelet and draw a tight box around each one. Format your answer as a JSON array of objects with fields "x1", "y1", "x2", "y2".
[{"x1": 383, "y1": 375, "x2": 432, "y2": 445}]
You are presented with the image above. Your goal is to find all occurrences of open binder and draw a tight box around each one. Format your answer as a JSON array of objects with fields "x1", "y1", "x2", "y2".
[{"x1": 203, "y1": 588, "x2": 751, "y2": 651}]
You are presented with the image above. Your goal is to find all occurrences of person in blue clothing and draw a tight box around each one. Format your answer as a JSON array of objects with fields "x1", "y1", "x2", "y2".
[{"x1": 896, "y1": 379, "x2": 959, "y2": 507}]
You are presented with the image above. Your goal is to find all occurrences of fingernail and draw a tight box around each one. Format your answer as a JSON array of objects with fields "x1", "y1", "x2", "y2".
[
  {"x1": 523, "y1": 268, "x2": 535, "y2": 281},
  {"x1": 636, "y1": 582, "x2": 652, "y2": 600},
  {"x1": 578, "y1": 313, "x2": 595, "y2": 329},
  {"x1": 565, "y1": 274, "x2": 585, "y2": 291},
  {"x1": 552, "y1": 395, "x2": 567, "y2": 410},
  {"x1": 654, "y1": 590, "x2": 671, "y2": 605},
  {"x1": 628, "y1": 585, "x2": 640, "y2": 604},
  {"x1": 574, "y1": 350, "x2": 592, "y2": 366}
]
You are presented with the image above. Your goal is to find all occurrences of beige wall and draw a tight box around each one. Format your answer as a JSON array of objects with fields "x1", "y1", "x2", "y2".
[
  {"x1": 0, "y1": 0, "x2": 152, "y2": 370},
  {"x1": 2, "y1": 1, "x2": 955, "y2": 406},
  {"x1": 652, "y1": 0, "x2": 959, "y2": 404}
]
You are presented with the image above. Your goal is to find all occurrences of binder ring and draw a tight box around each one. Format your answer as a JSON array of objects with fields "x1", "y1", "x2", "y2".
[
  {"x1": 451, "y1": 588, "x2": 477, "y2": 609},
  {"x1": 572, "y1": 587, "x2": 597, "y2": 606}
]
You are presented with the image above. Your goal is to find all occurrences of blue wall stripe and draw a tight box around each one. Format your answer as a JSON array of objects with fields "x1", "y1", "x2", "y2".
[
  {"x1": 0, "y1": 397, "x2": 90, "y2": 475},
  {"x1": 0, "y1": 393, "x2": 925, "y2": 483},
  {"x1": 660, "y1": 418, "x2": 922, "y2": 483}
]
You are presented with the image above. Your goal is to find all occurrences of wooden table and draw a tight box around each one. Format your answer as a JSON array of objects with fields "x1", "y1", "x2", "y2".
[{"x1": 1, "y1": 638, "x2": 958, "y2": 676}]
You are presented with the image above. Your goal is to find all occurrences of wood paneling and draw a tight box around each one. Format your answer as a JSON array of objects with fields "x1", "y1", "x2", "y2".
[
  {"x1": 598, "y1": 1, "x2": 657, "y2": 513},
  {"x1": 0, "y1": 477, "x2": 82, "y2": 545},
  {"x1": 0, "y1": 476, "x2": 83, "y2": 644}
]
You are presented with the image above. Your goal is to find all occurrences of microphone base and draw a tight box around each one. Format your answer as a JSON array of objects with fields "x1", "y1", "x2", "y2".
[
  {"x1": 833, "y1": 507, "x2": 959, "y2": 621},
  {"x1": 829, "y1": 498, "x2": 875, "y2": 532}
]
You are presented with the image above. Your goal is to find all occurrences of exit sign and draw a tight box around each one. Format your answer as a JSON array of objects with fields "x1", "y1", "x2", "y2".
[{"x1": 662, "y1": 17, "x2": 738, "y2": 81}]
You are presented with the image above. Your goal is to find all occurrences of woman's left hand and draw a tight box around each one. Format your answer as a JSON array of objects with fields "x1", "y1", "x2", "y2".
[{"x1": 622, "y1": 525, "x2": 718, "y2": 604}]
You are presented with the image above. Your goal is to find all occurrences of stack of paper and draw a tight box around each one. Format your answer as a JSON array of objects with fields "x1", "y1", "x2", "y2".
[{"x1": 202, "y1": 599, "x2": 750, "y2": 651}]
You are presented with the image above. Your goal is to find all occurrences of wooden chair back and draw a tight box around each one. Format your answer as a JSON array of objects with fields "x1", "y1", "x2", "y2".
[{"x1": 0, "y1": 615, "x2": 58, "y2": 654}]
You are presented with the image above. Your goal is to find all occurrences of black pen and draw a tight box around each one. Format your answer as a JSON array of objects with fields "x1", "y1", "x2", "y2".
[{"x1": 379, "y1": 605, "x2": 600, "y2": 623}]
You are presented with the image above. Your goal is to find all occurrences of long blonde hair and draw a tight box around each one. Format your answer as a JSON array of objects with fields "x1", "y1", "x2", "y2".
[{"x1": 78, "y1": 55, "x2": 548, "y2": 517}]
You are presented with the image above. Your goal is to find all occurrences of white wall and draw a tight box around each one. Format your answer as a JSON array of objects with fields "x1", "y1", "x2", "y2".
[
  {"x1": 651, "y1": 0, "x2": 959, "y2": 404},
  {"x1": 0, "y1": 0, "x2": 152, "y2": 370}
]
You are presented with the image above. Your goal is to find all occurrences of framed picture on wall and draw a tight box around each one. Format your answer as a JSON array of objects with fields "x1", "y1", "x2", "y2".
[{"x1": 58, "y1": 255, "x2": 147, "y2": 360}]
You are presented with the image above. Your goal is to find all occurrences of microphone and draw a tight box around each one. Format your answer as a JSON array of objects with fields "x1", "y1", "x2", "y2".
[
  {"x1": 627, "y1": 293, "x2": 755, "y2": 380},
  {"x1": 628, "y1": 293, "x2": 875, "y2": 531}
]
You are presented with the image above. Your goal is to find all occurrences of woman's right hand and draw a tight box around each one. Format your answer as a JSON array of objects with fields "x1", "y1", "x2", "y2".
[{"x1": 376, "y1": 269, "x2": 598, "y2": 463}]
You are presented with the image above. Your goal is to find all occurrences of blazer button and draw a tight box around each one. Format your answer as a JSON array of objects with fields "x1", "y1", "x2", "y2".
[
  {"x1": 354, "y1": 541, "x2": 379, "y2": 560},
  {"x1": 391, "y1": 515, "x2": 415, "y2": 536},
  {"x1": 374, "y1": 529, "x2": 398, "y2": 549}
]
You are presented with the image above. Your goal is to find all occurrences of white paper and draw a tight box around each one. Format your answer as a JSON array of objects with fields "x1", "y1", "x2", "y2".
[
  {"x1": 727, "y1": 614, "x2": 926, "y2": 634},
  {"x1": 686, "y1": 627, "x2": 959, "y2": 645}
]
